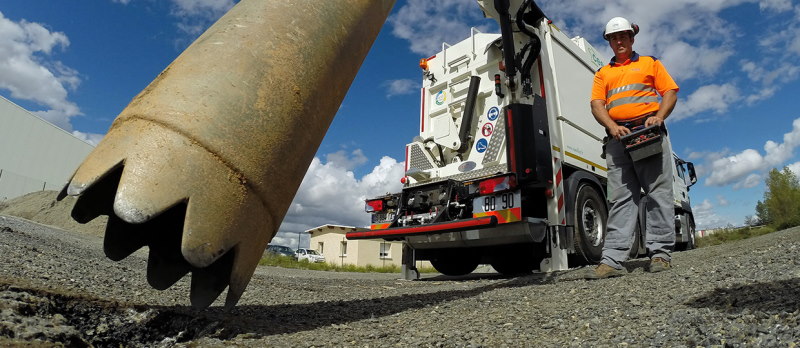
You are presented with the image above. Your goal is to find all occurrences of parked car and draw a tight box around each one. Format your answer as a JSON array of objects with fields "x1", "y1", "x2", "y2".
[
  {"x1": 295, "y1": 248, "x2": 325, "y2": 263},
  {"x1": 266, "y1": 244, "x2": 295, "y2": 258}
]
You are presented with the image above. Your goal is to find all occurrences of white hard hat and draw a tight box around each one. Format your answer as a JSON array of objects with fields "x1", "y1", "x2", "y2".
[{"x1": 604, "y1": 17, "x2": 639, "y2": 40}]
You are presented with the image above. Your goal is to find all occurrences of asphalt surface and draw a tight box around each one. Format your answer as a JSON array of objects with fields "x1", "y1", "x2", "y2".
[{"x1": 0, "y1": 214, "x2": 798, "y2": 347}]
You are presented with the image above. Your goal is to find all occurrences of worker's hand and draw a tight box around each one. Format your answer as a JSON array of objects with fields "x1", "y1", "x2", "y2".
[
  {"x1": 645, "y1": 115, "x2": 664, "y2": 127},
  {"x1": 609, "y1": 124, "x2": 631, "y2": 140}
]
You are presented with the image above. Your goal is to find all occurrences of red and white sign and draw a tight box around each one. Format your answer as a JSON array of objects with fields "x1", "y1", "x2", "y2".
[{"x1": 481, "y1": 122, "x2": 494, "y2": 137}]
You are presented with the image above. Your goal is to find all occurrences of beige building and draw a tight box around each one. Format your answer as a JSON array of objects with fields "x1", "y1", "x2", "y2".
[{"x1": 305, "y1": 224, "x2": 430, "y2": 269}]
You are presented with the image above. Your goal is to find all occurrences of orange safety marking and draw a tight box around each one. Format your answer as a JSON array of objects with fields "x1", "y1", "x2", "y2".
[{"x1": 474, "y1": 207, "x2": 522, "y2": 224}]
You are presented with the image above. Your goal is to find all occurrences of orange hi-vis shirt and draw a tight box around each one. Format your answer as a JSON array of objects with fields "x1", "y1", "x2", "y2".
[{"x1": 591, "y1": 52, "x2": 679, "y2": 121}]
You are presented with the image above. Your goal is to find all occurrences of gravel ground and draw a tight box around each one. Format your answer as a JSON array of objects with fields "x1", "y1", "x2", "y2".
[{"x1": 0, "y1": 209, "x2": 799, "y2": 347}]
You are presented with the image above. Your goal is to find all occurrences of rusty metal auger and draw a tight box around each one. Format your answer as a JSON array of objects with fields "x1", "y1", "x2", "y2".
[{"x1": 58, "y1": 0, "x2": 396, "y2": 309}]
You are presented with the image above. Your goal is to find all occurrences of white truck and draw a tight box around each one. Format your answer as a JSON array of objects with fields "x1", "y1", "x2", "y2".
[{"x1": 346, "y1": 0, "x2": 697, "y2": 278}]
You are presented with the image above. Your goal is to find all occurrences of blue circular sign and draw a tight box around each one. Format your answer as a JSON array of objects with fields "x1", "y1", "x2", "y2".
[
  {"x1": 487, "y1": 106, "x2": 500, "y2": 121},
  {"x1": 475, "y1": 138, "x2": 488, "y2": 153}
]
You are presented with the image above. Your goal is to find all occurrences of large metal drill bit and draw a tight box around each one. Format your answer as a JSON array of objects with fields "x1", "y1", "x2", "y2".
[{"x1": 58, "y1": 0, "x2": 395, "y2": 308}]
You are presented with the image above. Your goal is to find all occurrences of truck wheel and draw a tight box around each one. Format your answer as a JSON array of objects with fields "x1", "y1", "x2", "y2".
[
  {"x1": 573, "y1": 183, "x2": 607, "y2": 264},
  {"x1": 430, "y1": 249, "x2": 479, "y2": 276},
  {"x1": 490, "y1": 243, "x2": 545, "y2": 276},
  {"x1": 675, "y1": 214, "x2": 696, "y2": 251},
  {"x1": 685, "y1": 217, "x2": 696, "y2": 250}
]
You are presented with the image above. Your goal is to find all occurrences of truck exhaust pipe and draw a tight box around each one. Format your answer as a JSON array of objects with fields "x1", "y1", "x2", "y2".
[{"x1": 58, "y1": 0, "x2": 395, "y2": 308}]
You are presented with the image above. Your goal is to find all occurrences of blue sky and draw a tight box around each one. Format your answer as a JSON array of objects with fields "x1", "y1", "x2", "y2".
[{"x1": 1, "y1": 0, "x2": 799, "y2": 247}]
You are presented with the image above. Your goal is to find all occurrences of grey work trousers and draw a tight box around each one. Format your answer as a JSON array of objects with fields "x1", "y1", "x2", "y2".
[{"x1": 601, "y1": 133, "x2": 675, "y2": 270}]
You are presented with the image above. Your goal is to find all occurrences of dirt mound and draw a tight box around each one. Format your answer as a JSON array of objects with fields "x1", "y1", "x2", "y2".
[{"x1": 0, "y1": 190, "x2": 107, "y2": 237}]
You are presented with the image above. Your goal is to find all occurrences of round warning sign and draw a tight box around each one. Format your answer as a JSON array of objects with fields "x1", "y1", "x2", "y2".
[
  {"x1": 487, "y1": 106, "x2": 500, "y2": 121},
  {"x1": 475, "y1": 138, "x2": 488, "y2": 153},
  {"x1": 482, "y1": 123, "x2": 494, "y2": 137},
  {"x1": 435, "y1": 90, "x2": 447, "y2": 105}
]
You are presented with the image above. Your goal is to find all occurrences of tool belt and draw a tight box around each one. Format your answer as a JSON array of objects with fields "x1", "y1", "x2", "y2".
[{"x1": 614, "y1": 112, "x2": 655, "y2": 128}]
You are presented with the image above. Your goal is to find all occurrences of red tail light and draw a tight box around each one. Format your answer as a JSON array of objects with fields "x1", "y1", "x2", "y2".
[
  {"x1": 478, "y1": 175, "x2": 517, "y2": 195},
  {"x1": 365, "y1": 199, "x2": 384, "y2": 213}
]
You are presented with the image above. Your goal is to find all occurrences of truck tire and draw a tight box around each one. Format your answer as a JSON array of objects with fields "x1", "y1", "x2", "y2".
[
  {"x1": 430, "y1": 249, "x2": 480, "y2": 276},
  {"x1": 675, "y1": 213, "x2": 696, "y2": 251},
  {"x1": 572, "y1": 183, "x2": 607, "y2": 264},
  {"x1": 490, "y1": 243, "x2": 545, "y2": 276},
  {"x1": 679, "y1": 216, "x2": 696, "y2": 251}
]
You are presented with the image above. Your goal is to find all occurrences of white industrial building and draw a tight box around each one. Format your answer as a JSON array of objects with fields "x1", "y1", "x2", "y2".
[{"x1": 0, "y1": 96, "x2": 95, "y2": 201}]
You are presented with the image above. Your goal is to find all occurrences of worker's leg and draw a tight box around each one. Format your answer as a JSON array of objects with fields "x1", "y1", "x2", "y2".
[
  {"x1": 601, "y1": 139, "x2": 641, "y2": 269},
  {"x1": 637, "y1": 136, "x2": 675, "y2": 260}
]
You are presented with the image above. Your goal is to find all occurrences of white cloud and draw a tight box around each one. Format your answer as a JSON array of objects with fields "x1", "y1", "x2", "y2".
[
  {"x1": 787, "y1": 161, "x2": 800, "y2": 177},
  {"x1": 717, "y1": 195, "x2": 729, "y2": 206},
  {"x1": 658, "y1": 42, "x2": 733, "y2": 81},
  {"x1": 759, "y1": 0, "x2": 794, "y2": 12},
  {"x1": 705, "y1": 149, "x2": 764, "y2": 186},
  {"x1": 273, "y1": 153, "x2": 405, "y2": 249},
  {"x1": 764, "y1": 118, "x2": 800, "y2": 165},
  {"x1": 71, "y1": 130, "x2": 104, "y2": 146},
  {"x1": 671, "y1": 83, "x2": 740, "y2": 121},
  {"x1": 383, "y1": 79, "x2": 419, "y2": 98},
  {"x1": 733, "y1": 173, "x2": 762, "y2": 189},
  {"x1": 170, "y1": 0, "x2": 237, "y2": 36},
  {"x1": 389, "y1": 0, "x2": 496, "y2": 55},
  {"x1": 702, "y1": 117, "x2": 800, "y2": 187},
  {"x1": 111, "y1": 0, "x2": 131, "y2": 5},
  {"x1": 693, "y1": 199, "x2": 733, "y2": 229},
  {"x1": 325, "y1": 149, "x2": 368, "y2": 171},
  {"x1": 0, "y1": 11, "x2": 82, "y2": 130}
]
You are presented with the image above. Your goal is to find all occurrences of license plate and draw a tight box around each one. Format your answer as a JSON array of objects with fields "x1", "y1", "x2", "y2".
[{"x1": 474, "y1": 191, "x2": 520, "y2": 213}]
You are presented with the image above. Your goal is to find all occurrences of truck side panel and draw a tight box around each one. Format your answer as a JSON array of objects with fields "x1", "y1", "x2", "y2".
[{"x1": 541, "y1": 25, "x2": 607, "y2": 175}]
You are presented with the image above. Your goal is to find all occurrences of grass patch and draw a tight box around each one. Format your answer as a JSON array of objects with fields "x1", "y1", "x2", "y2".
[
  {"x1": 696, "y1": 225, "x2": 776, "y2": 248},
  {"x1": 258, "y1": 253, "x2": 436, "y2": 273}
]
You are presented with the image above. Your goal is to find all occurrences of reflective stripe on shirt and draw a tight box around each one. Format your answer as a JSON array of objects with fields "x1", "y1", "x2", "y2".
[
  {"x1": 606, "y1": 83, "x2": 656, "y2": 99},
  {"x1": 606, "y1": 95, "x2": 660, "y2": 111}
]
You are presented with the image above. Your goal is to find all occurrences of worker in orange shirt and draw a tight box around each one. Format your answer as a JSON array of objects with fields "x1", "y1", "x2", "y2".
[{"x1": 581, "y1": 17, "x2": 679, "y2": 279}]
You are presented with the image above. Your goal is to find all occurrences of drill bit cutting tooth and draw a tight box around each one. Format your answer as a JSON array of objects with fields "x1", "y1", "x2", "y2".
[
  {"x1": 147, "y1": 251, "x2": 192, "y2": 291},
  {"x1": 182, "y1": 186, "x2": 272, "y2": 308},
  {"x1": 190, "y1": 249, "x2": 235, "y2": 309},
  {"x1": 224, "y1": 228, "x2": 272, "y2": 308},
  {"x1": 142, "y1": 202, "x2": 192, "y2": 290},
  {"x1": 104, "y1": 213, "x2": 148, "y2": 261},
  {"x1": 69, "y1": 163, "x2": 124, "y2": 224}
]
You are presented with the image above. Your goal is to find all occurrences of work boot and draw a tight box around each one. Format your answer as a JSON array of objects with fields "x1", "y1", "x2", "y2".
[
  {"x1": 575, "y1": 263, "x2": 627, "y2": 280},
  {"x1": 648, "y1": 257, "x2": 671, "y2": 273}
]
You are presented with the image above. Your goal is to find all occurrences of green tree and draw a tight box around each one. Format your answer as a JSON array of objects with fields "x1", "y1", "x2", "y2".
[
  {"x1": 759, "y1": 167, "x2": 800, "y2": 230},
  {"x1": 754, "y1": 201, "x2": 771, "y2": 225}
]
